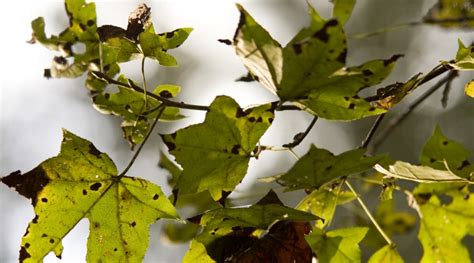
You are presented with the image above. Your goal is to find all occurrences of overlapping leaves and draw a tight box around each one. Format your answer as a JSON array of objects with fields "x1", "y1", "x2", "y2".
[
  {"x1": 183, "y1": 190, "x2": 317, "y2": 262},
  {"x1": 93, "y1": 75, "x2": 183, "y2": 147},
  {"x1": 161, "y1": 96, "x2": 275, "y2": 201},
  {"x1": 231, "y1": 4, "x2": 401, "y2": 120},
  {"x1": 0, "y1": 130, "x2": 178, "y2": 262},
  {"x1": 31, "y1": 0, "x2": 192, "y2": 92},
  {"x1": 376, "y1": 125, "x2": 474, "y2": 182}
]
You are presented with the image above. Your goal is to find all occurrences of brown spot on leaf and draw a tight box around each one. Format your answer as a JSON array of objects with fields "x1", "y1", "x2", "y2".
[
  {"x1": 90, "y1": 182, "x2": 102, "y2": 191},
  {"x1": 1, "y1": 169, "x2": 50, "y2": 205},
  {"x1": 126, "y1": 3, "x2": 151, "y2": 41},
  {"x1": 348, "y1": 103, "x2": 355, "y2": 109},
  {"x1": 248, "y1": 117, "x2": 256, "y2": 122},
  {"x1": 442, "y1": 141, "x2": 449, "y2": 146},
  {"x1": 312, "y1": 19, "x2": 338, "y2": 43},
  {"x1": 131, "y1": 222, "x2": 136, "y2": 227},
  {"x1": 256, "y1": 117, "x2": 263, "y2": 123},
  {"x1": 159, "y1": 90, "x2": 173, "y2": 98},
  {"x1": 32, "y1": 216, "x2": 39, "y2": 224},
  {"x1": 457, "y1": 160, "x2": 470, "y2": 170},
  {"x1": 87, "y1": 20, "x2": 95, "y2": 27},
  {"x1": 49, "y1": 238, "x2": 55, "y2": 244},
  {"x1": 236, "y1": 108, "x2": 250, "y2": 118},
  {"x1": 292, "y1": 43, "x2": 303, "y2": 54},
  {"x1": 82, "y1": 189, "x2": 87, "y2": 195},
  {"x1": 153, "y1": 194, "x2": 159, "y2": 200},
  {"x1": 19, "y1": 246, "x2": 31, "y2": 262},
  {"x1": 430, "y1": 158, "x2": 436, "y2": 163},
  {"x1": 362, "y1": 69, "x2": 373, "y2": 76},
  {"x1": 336, "y1": 48, "x2": 347, "y2": 63},
  {"x1": 231, "y1": 145, "x2": 240, "y2": 154},
  {"x1": 383, "y1": 54, "x2": 404, "y2": 66},
  {"x1": 41, "y1": 198, "x2": 48, "y2": 203},
  {"x1": 88, "y1": 144, "x2": 101, "y2": 157}
]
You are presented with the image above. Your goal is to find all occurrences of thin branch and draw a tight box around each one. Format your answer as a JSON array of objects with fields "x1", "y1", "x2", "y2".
[
  {"x1": 345, "y1": 180, "x2": 394, "y2": 245},
  {"x1": 92, "y1": 71, "x2": 302, "y2": 112},
  {"x1": 141, "y1": 57, "x2": 149, "y2": 110},
  {"x1": 282, "y1": 116, "x2": 318, "y2": 148},
  {"x1": 360, "y1": 114, "x2": 386, "y2": 149},
  {"x1": 369, "y1": 70, "x2": 458, "y2": 153},
  {"x1": 349, "y1": 21, "x2": 422, "y2": 39},
  {"x1": 92, "y1": 71, "x2": 210, "y2": 111},
  {"x1": 119, "y1": 105, "x2": 166, "y2": 177}
]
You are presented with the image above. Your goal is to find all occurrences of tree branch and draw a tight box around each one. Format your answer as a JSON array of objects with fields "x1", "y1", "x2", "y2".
[
  {"x1": 282, "y1": 116, "x2": 318, "y2": 148},
  {"x1": 119, "y1": 105, "x2": 166, "y2": 177},
  {"x1": 360, "y1": 114, "x2": 386, "y2": 149}
]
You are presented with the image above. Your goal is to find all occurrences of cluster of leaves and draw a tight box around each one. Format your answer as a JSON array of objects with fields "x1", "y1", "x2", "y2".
[{"x1": 2, "y1": 0, "x2": 474, "y2": 262}]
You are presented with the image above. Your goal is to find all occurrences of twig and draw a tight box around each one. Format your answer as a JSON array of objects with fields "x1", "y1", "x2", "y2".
[
  {"x1": 141, "y1": 57, "x2": 149, "y2": 110},
  {"x1": 282, "y1": 116, "x2": 318, "y2": 148},
  {"x1": 369, "y1": 70, "x2": 458, "y2": 153},
  {"x1": 92, "y1": 71, "x2": 302, "y2": 112},
  {"x1": 119, "y1": 105, "x2": 166, "y2": 177},
  {"x1": 92, "y1": 71, "x2": 210, "y2": 111},
  {"x1": 345, "y1": 180, "x2": 394, "y2": 245},
  {"x1": 349, "y1": 21, "x2": 422, "y2": 39},
  {"x1": 360, "y1": 114, "x2": 385, "y2": 149}
]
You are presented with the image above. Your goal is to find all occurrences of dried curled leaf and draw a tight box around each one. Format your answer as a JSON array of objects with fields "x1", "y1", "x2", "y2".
[{"x1": 1, "y1": 130, "x2": 178, "y2": 262}]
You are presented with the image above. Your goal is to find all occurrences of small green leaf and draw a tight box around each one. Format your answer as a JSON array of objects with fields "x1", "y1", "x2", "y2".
[
  {"x1": 277, "y1": 145, "x2": 384, "y2": 190},
  {"x1": 424, "y1": 0, "x2": 474, "y2": 28},
  {"x1": 420, "y1": 125, "x2": 474, "y2": 178},
  {"x1": 368, "y1": 245, "x2": 404, "y2": 263},
  {"x1": 306, "y1": 227, "x2": 369, "y2": 263},
  {"x1": 331, "y1": 0, "x2": 356, "y2": 25},
  {"x1": 139, "y1": 24, "x2": 193, "y2": 66},
  {"x1": 232, "y1": 4, "x2": 401, "y2": 120},
  {"x1": 1, "y1": 130, "x2": 178, "y2": 262},
  {"x1": 374, "y1": 199, "x2": 416, "y2": 237},
  {"x1": 161, "y1": 96, "x2": 275, "y2": 200},
  {"x1": 443, "y1": 39, "x2": 474, "y2": 70},
  {"x1": 162, "y1": 221, "x2": 200, "y2": 243},
  {"x1": 297, "y1": 187, "x2": 355, "y2": 228},
  {"x1": 93, "y1": 76, "x2": 183, "y2": 147}
]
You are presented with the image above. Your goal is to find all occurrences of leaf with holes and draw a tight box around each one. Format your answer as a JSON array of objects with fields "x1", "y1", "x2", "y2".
[
  {"x1": 277, "y1": 145, "x2": 384, "y2": 190},
  {"x1": 296, "y1": 186, "x2": 355, "y2": 229},
  {"x1": 412, "y1": 184, "x2": 474, "y2": 263},
  {"x1": 424, "y1": 0, "x2": 474, "y2": 28},
  {"x1": 0, "y1": 130, "x2": 178, "y2": 262},
  {"x1": 93, "y1": 75, "x2": 183, "y2": 147},
  {"x1": 139, "y1": 24, "x2": 193, "y2": 66},
  {"x1": 183, "y1": 190, "x2": 317, "y2": 262},
  {"x1": 306, "y1": 227, "x2": 369, "y2": 263},
  {"x1": 161, "y1": 96, "x2": 276, "y2": 200},
  {"x1": 231, "y1": 4, "x2": 401, "y2": 120}
]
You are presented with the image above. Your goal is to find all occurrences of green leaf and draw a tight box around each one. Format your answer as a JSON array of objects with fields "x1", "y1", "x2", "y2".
[
  {"x1": 443, "y1": 39, "x2": 474, "y2": 70},
  {"x1": 368, "y1": 245, "x2": 404, "y2": 263},
  {"x1": 1, "y1": 130, "x2": 178, "y2": 262},
  {"x1": 420, "y1": 125, "x2": 474, "y2": 178},
  {"x1": 183, "y1": 240, "x2": 215, "y2": 263},
  {"x1": 277, "y1": 145, "x2": 384, "y2": 190},
  {"x1": 424, "y1": 0, "x2": 474, "y2": 28},
  {"x1": 296, "y1": 186, "x2": 355, "y2": 228},
  {"x1": 465, "y1": 79, "x2": 474, "y2": 98},
  {"x1": 331, "y1": 0, "x2": 356, "y2": 25},
  {"x1": 412, "y1": 185, "x2": 474, "y2": 263},
  {"x1": 139, "y1": 24, "x2": 193, "y2": 66},
  {"x1": 161, "y1": 96, "x2": 275, "y2": 200},
  {"x1": 93, "y1": 76, "x2": 183, "y2": 147},
  {"x1": 306, "y1": 227, "x2": 369, "y2": 263},
  {"x1": 374, "y1": 199, "x2": 416, "y2": 237},
  {"x1": 376, "y1": 125, "x2": 474, "y2": 183},
  {"x1": 158, "y1": 151, "x2": 182, "y2": 188},
  {"x1": 162, "y1": 221, "x2": 200, "y2": 243},
  {"x1": 232, "y1": 4, "x2": 401, "y2": 120}
]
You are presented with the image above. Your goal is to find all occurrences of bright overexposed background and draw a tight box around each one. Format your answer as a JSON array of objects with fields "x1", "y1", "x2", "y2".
[{"x1": 1, "y1": 0, "x2": 473, "y2": 262}]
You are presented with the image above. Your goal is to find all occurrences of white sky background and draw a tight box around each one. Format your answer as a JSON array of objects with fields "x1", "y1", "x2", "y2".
[{"x1": 1, "y1": 0, "x2": 473, "y2": 262}]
